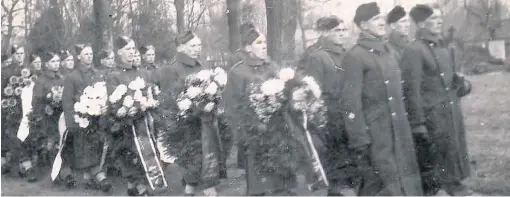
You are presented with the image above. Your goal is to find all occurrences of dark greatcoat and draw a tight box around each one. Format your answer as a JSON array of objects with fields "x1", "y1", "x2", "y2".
[
  {"x1": 341, "y1": 32, "x2": 423, "y2": 196},
  {"x1": 400, "y1": 28, "x2": 471, "y2": 187},
  {"x1": 224, "y1": 51, "x2": 302, "y2": 195},
  {"x1": 62, "y1": 65, "x2": 104, "y2": 170},
  {"x1": 299, "y1": 37, "x2": 359, "y2": 188},
  {"x1": 387, "y1": 30, "x2": 410, "y2": 61}
]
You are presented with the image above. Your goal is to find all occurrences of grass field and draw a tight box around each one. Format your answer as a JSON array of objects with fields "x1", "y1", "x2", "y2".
[{"x1": 2, "y1": 72, "x2": 510, "y2": 196}]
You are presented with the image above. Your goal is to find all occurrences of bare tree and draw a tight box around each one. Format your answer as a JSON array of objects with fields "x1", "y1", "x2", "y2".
[
  {"x1": 93, "y1": 0, "x2": 114, "y2": 53},
  {"x1": 175, "y1": 0, "x2": 185, "y2": 33},
  {"x1": 226, "y1": 0, "x2": 241, "y2": 53},
  {"x1": 464, "y1": 0, "x2": 510, "y2": 40},
  {"x1": 265, "y1": 0, "x2": 283, "y2": 64},
  {"x1": 2, "y1": 0, "x2": 23, "y2": 53},
  {"x1": 281, "y1": 0, "x2": 297, "y2": 63}
]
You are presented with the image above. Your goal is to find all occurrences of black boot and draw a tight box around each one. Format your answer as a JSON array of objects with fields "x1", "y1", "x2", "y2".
[
  {"x1": 25, "y1": 168, "x2": 37, "y2": 182},
  {"x1": 65, "y1": 175, "x2": 77, "y2": 189},
  {"x1": 98, "y1": 179, "x2": 112, "y2": 193}
]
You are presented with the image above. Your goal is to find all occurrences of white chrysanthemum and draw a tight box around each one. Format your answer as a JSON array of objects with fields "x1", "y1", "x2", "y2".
[
  {"x1": 204, "y1": 102, "x2": 215, "y2": 112},
  {"x1": 177, "y1": 99, "x2": 192, "y2": 111},
  {"x1": 278, "y1": 68, "x2": 295, "y2": 82},
  {"x1": 128, "y1": 77, "x2": 146, "y2": 90},
  {"x1": 261, "y1": 79, "x2": 285, "y2": 95},
  {"x1": 204, "y1": 82, "x2": 219, "y2": 95},
  {"x1": 110, "y1": 84, "x2": 128, "y2": 103},
  {"x1": 186, "y1": 86, "x2": 202, "y2": 99},
  {"x1": 117, "y1": 106, "x2": 128, "y2": 117},
  {"x1": 83, "y1": 86, "x2": 94, "y2": 96},
  {"x1": 87, "y1": 103, "x2": 101, "y2": 116},
  {"x1": 153, "y1": 86, "x2": 161, "y2": 95},
  {"x1": 94, "y1": 81, "x2": 107, "y2": 89},
  {"x1": 133, "y1": 90, "x2": 144, "y2": 101},
  {"x1": 74, "y1": 115, "x2": 90, "y2": 128},
  {"x1": 128, "y1": 107, "x2": 138, "y2": 116},
  {"x1": 213, "y1": 72, "x2": 228, "y2": 87},
  {"x1": 213, "y1": 67, "x2": 226, "y2": 75},
  {"x1": 302, "y1": 76, "x2": 321, "y2": 98},
  {"x1": 195, "y1": 70, "x2": 213, "y2": 81},
  {"x1": 147, "y1": 86, "x2": 154, "y2": 99},
  {"x1": 73, "y1": 102, "x2": 87, "y2": 114},
  {"x1": 123, "y1": 95, "x2": 134, "y2": 107}
]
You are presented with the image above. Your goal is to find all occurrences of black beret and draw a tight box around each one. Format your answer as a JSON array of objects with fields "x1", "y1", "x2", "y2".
[
  {"x1": 11, "y1": 44, "x2": 23, "y2": 54},
  {"x1": 97, "y1": 49, "x2": 113, "y2": 60},
  {"x1": 175, "y1": 30, "x2": 195, "y2": 46},
  {"x1": 316, "y1": 16, "x2": 341, "y2": 31},
  {"x1": 75, "y1": 44, "x2": 91, "y2": 55},
  {"x1": 139, "y1": 45, "x2": 155, "y2": 55},
  {"x1": 410, "y1": 4, "x2": 433, "y2": 23},
  {"x1": 387, "y1": 6, "x2": 406, "y2": 24},
  {"x1": 41, "y1": 52, "x2": 58, "y2": 63},
  {"x1": 354, "y1": 2, "x2": 380, "y2": 26},
  {"x1": 59, "y1": 50, "x2": 72, "y2": 60},
  {"x1": 2, "y1": 54, "x2": 10, "y2": 62},
  {"x1": 114, "y1": 36, "x2": 132, "y2": 50},
  {"x1": 240, "y1": 23, "x2": 260, "y2": 46},
  {"x1": 29, "y1": 54, "x2": 40, "y2": 63}
]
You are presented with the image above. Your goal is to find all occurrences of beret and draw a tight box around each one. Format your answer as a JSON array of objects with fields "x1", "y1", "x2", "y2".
[
  {"x1": 240, "y1": 23, "x2": 260, "y2": 46},
  {"x1": 387, "y1": 6, "x2": 406, "y2": 24},
  {"x1": 59, "y1": 50, "x2": 72, "y2": 60},
  {"x1": 410, "y1": 4, "x2": 433, "y2": 23},
  {"x1": 29, "y1": 54, "x2": 40, "y2": 63},
  {"x1": 175, "y1": 30, "x2": 195, "y2": 46},
  {"x1": 114, "y1": 36, "x2": 132, "y2": 50},
  {"x1": 354, "y1": 2, "x2": 380, "y2": 26},
  {"x1": 75, "y1": 44, "x2": 91, "y2": 55},
  {"x1": 41, "y1": 52, "x2": 58, "y2": 63},
  {"x1": 139, "y1": 45, "x2": 155, "y2": 55},
  {"x1": 98, "y1": 49, "x2": 113, "y2": 60},
  {"x1": 11, "y1": 44, "x2": 23, "y2": 54},
  {"x1": 316, "y1": 16, "x2": 341, "y2": 31}
]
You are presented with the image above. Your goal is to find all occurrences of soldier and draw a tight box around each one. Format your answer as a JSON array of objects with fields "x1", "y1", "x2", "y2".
[
  {"x1": 386, "y1": 5, "x2": 411, "y2": 60},
  {"x1": 401, "y1": 4, "x2": 473, "y2": 196},
  {"x1": 97, "y1": 49, "x2": 116, "y2": 80},
  {"x1": 140, "y1": 45, "x2": 157, "y2": 71},
  {"x1": 62, "y1": 44, "x2": 112, "y2": 192},
  {"x1": 341, "y1": 2, "x2": 423, "y2": 195},
  {"x1": 59, "y1": 50, "x2": 75, "y2": 76},
  {"x1": 298, "y1": 16, "x2": 356, "y2": 196}
]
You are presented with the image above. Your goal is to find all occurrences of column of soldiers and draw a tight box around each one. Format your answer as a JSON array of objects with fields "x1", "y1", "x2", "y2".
[{"x1": 1, "y1": 2, "x2": 474, "y2": 196}]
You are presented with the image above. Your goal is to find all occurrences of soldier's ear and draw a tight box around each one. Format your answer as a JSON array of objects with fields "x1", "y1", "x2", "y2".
[{"x1": 245, "y1": 45, "x2": 253, "y2": 53}]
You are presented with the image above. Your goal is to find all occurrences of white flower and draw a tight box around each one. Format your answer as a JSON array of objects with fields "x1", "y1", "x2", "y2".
[
  {"x1": 292, "y1": 88, "x2": 308, "y2": 101},
  {"x1": 87, "y1": 104, "x2": 101, "y2": 116},
  {"x1": 83, "y1": 86, "x2": 94, "y2": 96},
  {"x1": 213, "y1": 72, "x2": 228, "y2": 87},
  {"x1": 278, "y1": 68, "x2": 295, "y2": 82},
  {"x1": 213, "y1": 67, "x2": 226, "y2": 76},
  {"x1": 128, "y1": 77, "x2": 146, "y2": 90},
  {"x1": 186, "y1": 86, "x2": 202, "y2": 99},
  {"x1": 116, "y1": 106, "x2": 128, "y2": 117},
  {"x1": 260, "y1": 79, "x2": 285, "y2": 95},
  {"x1": 93, "y1": 81, "x2": 107, "y2": 89},
  {"x1": 73, "y1": 102, "x2": 87, "y2": 114},
  {"x1": 110, "y1": 85, "x2": 128, "y2": 103},
  {"x1": 74, "y1": 115, "x2": 90, "y2": 128},
  {"x1": 133, "y1": 90, "x2": 144, "y2": 101},
  {"x1": 153, "y1": 86, "x2": 161, "y2": 95},
  {"x1": 204, "y1": 82, "x2": 219, "y2": 95},
  {"x1": 302, "y1": 76, "x2": 321, "y2": 98},
  {"x1": 203, "y1": 102, "x2": 215, "y2": 112},
  {"x1": 128, "y1": 107, "x2": 138, "y2": 116},
  {"x1": 195, "y1": 70, "x2": 213, "y2": 81},
  {"x1": 123, "y1": 95, "x2": 134, "y2": 107},
  {"x1": 177, "y1": 99, "x2": 192, "y2": 111}
]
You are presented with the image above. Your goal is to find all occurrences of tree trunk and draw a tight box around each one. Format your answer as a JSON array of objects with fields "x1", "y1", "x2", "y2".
[
  {"x1": 93, "y1": 0, "x2": 113, "y2": 65},
  {"x1": 297, "y1": 0, "x2": 307, "y2": 51},
  {"x1": 265, "y1": 0, "x2": 283, "y2": 64},
  {"x1": 281, "y1": 0, "x2": 297, "y2": 64},
  {"x1": 175, "y1": 0, "x2": 185, "y2": 33},
  {"x1": 1, "y1": 0, "x2": 20, "y2": 54},
  {"x1": 226, "y1": 0, "x2": 241, "y2": 68}
]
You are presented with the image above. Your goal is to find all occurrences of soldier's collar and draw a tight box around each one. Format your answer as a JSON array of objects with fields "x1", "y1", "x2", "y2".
[
  {"x1": 238, "y1": 50, "x2": 267, "y2": 66},
  {"x1": 415, "y1": 28, "x2": 443, "y2": 46},
  {"x1": 388, "y1": 30, "x2": 409, "y2": 48},
  {"x1": 78, "y1": 64, "x2": 96, "y2": 72},
  {"x1": 318, "y1": 36, "x2": 345, "y2": 54},
  {"x1": 176, "y1": 52, "x2": 199, "y2": 67},
  {"x1": 356, "y1": 32, "x2": 388, "y2": 54},
  {"x1": 44, "y1": 70, "x2": 59, "y2": 79}
]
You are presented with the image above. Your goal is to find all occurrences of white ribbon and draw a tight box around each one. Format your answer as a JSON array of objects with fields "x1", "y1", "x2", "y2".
[
  {"x1": 17, "y1": 84, "x2": 35, "y2": 142},
  {"x1": 51, "y1": 113, "x2": 68, "y2": 181}
]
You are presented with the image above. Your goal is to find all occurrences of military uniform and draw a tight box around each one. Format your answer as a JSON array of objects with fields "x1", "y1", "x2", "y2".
[
  {"x1": 341, "y1": 32, "x2": 423, "y2": 196},
  {"x1": 62, "y1": 66, "x2": 104, "y2": 172},
  {"x1": 387, "y1": 31, "x2": 410, "y2": 61},
  {"x1": 299, "y1": 37, "x2": 360, "y2": 191},
  {"x1": 400, "y1": 28, "x2": 472, "y2": 195}
]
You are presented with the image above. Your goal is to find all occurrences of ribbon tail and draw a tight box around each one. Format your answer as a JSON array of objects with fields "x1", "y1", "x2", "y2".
[{"x1": 302, "y1": 111, "x2": 329, "y2": 187}]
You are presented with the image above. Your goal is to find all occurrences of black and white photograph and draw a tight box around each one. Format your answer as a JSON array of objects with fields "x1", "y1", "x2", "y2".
[{"x1": 1, "y1": 0, "x2": 509, "y2": 196}]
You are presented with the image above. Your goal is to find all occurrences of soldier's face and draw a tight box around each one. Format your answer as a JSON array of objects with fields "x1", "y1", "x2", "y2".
[
  {"x1": 250, "y1": 35, "x2": 267, "y2": 60},
  {"x1": 46, "y1": 55, "x2": 61, "y2": 71},
  {"x1": 393, "y1": 15, "x2": 410, "y2": 36},
  {"x1": 327, "y1": 22, "x2": 349, "y2": 45},
  {"x1": 78, "y1": 46, "x2": 93, "y2": 66},
  {"x1": 61, "y1": 55, "x2": 75, "y2": 69},
  {"x1": 425, "y1": 9, "x2": 443, "y2": 34},
  {"x1": 133, "y1": 51, "x2": 141, "y2": 67},
  {"x1": 142, "y1": 48, "x2": 155, "y2": 64},
  {"x1": 13, "y1": 47, "x2": 25, "y2": 65},
  {"x1": 100, "y1": 52, "x2": 115, "y2": 68},
  {"x1": 31, "y1": 57, "x2": 42, "y2": 71},
  {"x1": 118, "y1": 40, "x2": 136, "y2": 64},
  {"x1": 362, "y1": 14, "x2": 387, "y2": 37},
  {"x1": 183, "y1": 37, "x2": 202, "y2": 59}
]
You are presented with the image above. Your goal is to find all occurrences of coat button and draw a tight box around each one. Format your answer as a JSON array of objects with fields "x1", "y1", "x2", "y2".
[
  {"x1": 401, "y1": 80, "x2": 405, "y2": 83},
  {"x1": 388, "y1": 97, "x2": 393, "y2": 101},
  {"x1": 391, "y1": 112, "x2": 396, "y2": 116},
  {"x1": 450, "y1": 101, "x2": 454, "y2": 104},
  {"x1": 369, "y1": 49, "x2": 374, "y2": 53},
  {"x1": 445, "y1": 87, "x2": 450, "y2": 90},
  {"x1": 440, "y1": 72, "x2": 445, "y2": 76},
  {"x1": 348, "y1": 113, "x2": 355, "y2": 119},
  {"x1": 384, "y1": 80, "x2": 389, "y2": 84}
]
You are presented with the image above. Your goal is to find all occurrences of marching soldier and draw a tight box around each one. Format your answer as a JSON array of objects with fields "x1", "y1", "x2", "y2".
[
  {"x1": 401, "y1": 4, "x2": 473, "y2": 196},
  {"x1": 97, "y1": 49, "x2": 117, "y2": 80},
  {"x1": 386, "y1": 5, "x2": 411, "y2": 60},
  {"x1": 62, "y1": 44, "x2": 112, "y2": 192},
  {"x1": 59, "y1": 50, "x2": 75, "y2": 76},
  {"x1": 341, "y1": 2, "x2": 423, "y2": 195},
  {"x1": 299, "y1": 16, "x2": 357, "y2": 196}
]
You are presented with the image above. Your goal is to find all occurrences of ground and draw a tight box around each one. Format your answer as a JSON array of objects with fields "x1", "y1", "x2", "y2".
[{"x1": 2, "y1": 72, "x2": 510, "y2": 196}]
